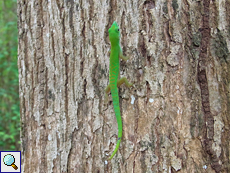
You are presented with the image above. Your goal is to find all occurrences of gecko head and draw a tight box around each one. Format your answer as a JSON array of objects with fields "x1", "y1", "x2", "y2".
[{"x1": 108, "y1": 21, "x2": 120, "y2": 44}]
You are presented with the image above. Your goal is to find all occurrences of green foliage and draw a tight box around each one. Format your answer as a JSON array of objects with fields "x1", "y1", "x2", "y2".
[{"x1": 0, "y1": 0, "x2": 20, "y2": 151}]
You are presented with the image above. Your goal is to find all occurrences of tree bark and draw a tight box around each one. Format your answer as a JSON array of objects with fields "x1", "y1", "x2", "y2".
[{"x1": 18, "y1": 0, "x2": 230, "y2": 172}]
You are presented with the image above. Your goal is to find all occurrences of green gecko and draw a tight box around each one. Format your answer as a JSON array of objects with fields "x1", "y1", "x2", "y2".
[{"x1": 105, "y1": 21, "x2": 132, "y2": 160}]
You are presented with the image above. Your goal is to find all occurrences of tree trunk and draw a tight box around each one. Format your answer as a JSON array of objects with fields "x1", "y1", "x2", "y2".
[{"x1": 18, "y1": 0, "x2": 230, "y2": 172}]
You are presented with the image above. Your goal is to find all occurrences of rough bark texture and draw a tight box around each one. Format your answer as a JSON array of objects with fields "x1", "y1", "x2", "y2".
[{"x1": 18, "y1": 0, "x2": 230, "y2": 172}]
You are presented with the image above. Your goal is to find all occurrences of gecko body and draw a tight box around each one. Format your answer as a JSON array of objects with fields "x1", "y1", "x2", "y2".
[{"x1": 105, "y1": 21, "x2": 132, "y2": 160}]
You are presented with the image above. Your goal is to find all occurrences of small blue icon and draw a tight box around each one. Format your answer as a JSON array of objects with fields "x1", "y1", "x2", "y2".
[
  {"x1": 3, "y1": 154, "x2": 18, "y2": 170},
  {"x1": 1, "y1": 151, "x2": 21, "y2": 172}
]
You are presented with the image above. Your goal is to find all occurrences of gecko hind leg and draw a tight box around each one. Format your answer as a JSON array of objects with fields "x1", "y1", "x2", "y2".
[
  {"x1": 104, "y1": 84, "x2": 110, "y2": 104},
  {"x1": 117, "y1": 77, "x2": 133, "y2": 88},
  {"x1": 104, "y1": 77, "x2": 132, "y2": 104},
  {"x1": 119, "y1": 53, "x2": 129, "y2": 61}
]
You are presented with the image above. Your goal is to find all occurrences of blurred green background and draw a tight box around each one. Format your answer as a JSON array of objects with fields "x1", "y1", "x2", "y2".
[{"x1": 0, "y1": 0, "x2": 20, "y2": 151}]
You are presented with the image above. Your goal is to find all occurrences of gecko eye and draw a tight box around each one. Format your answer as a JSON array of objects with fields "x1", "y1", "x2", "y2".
[{"x1": 117, "y1": 29, "x2": 119, "y2": 32}]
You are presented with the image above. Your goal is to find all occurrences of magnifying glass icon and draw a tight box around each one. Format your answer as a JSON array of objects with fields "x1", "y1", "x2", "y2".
[{"x1": 3, "y1": 154, "x2": 18, "y2": 170}]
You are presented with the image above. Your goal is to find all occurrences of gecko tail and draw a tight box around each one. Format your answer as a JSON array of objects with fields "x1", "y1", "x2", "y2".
[{"x1": 108, "y1": 138, "x2": 121, "y2": 160}]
